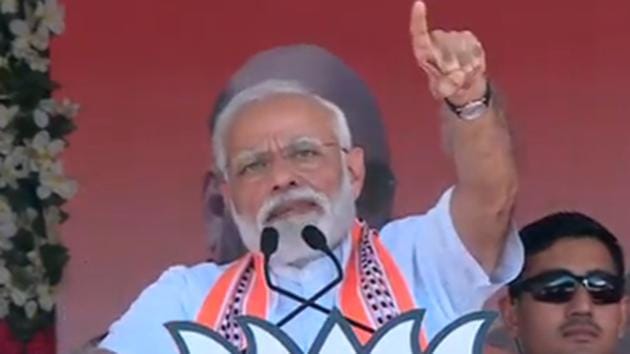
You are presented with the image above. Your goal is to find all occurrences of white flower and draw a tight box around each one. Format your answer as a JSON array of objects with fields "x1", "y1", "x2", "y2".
[
  {"x1": 57, "y1": 98, "x2": 79, "y2": 118},
  {"x1": 35, "y1": 0, "x2": 65, "y2": 35},
  {"x1": 0, "y1": 146, "x2": 29, "y2": 188},
  {"x1": 10, "y1": 287, "x2": 27, "y2": 306},
  {"x1": 34, "y1": 109, "x2": 49, "y2": 128},
  {"x1": 26, "y1": 250, "x2": 39, "y2": 264},
  {"x1": 9, "y1": 20, "x2": 45, "y2": 51},
  {"x1": 0, "y1": 132, "x2": 14, "y2": 155},
  {"x1": 0, "y1": 266, "x2": 11, "y2": 285},
  {"x1": 37, "y1": 284, "x2": 54, "y2": 311},
  {"x1": 9, "y1": 20, "x2": 51, "y2": 71},
  {"x1": 1, "y1": 0, "x2": 17, "y2": 14},
  {"x1": 37, "y1": 171, "x2": 77, "y2": 200},
  {"x1": 9, "y1": 20, "x2": 31, "y2": 48},
  {"x1": 28, "y1": 130, "x2": 65, "y2": 172},
  {"x1": 28, "y1": 131, "x2": 64, "y2": 173},
  {"x1": 11, "y1": 43, "x2": 50, "y2": 72},
  {"x1": 38, "y1": 99, "x2": 56, "y2": 113},
  {"x1": 26, "y1": 51, "x2": 50, "y2": 72},
  {"x1": 36, "y1": 98, "x2": 79, "y2": 119},
  {"x1": 0, "y1": 198, "x2": 18, "y2": 238},
  {"x1": 33, "y1": 158, "x2": 63, "y2": 175},
  {"x1": 44, "y1": 206, "x2": 61, "y2": 224},
  {"x1": 25, "y1": 207, "x2": 38, "y2": 221},
  {"x1": 25, "y1": 299, "x2": 38, "y2": 318},
  {"x1": 32, "y1": 98, "x2": 79, "y2": 128},
  {"x1": 0, "y1": 104, "x2": 19, "y2": 129},
  {"x1": 0, "y1": 237, "x2": 12, "y2": 250},
  {"x1": 9, "y1": 18, "x2": 51, "y2": 52},
  {"x1": 31, "y1": 24, "x2": 51, "y2": 51},
  {"x1": 11, "y1": 42, "x2": 32, "y2": 60},
  {"x1": 32, "y1": 137, "x2": 77, "y2": 199},
  {"x1": 42, "y1": 206, "x2": 62, "y2": 243},
  {"x1": 32, "y1": 131, "x2": 64, "y2": 157}
]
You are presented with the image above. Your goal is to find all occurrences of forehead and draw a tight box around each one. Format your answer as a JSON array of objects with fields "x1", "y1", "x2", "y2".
[
  {"x1": 225, "y1": 94, "x2": 338, "y2": 152},
  {"x1": 524, "y1": 237, "x2": 617, "y2": 277}
]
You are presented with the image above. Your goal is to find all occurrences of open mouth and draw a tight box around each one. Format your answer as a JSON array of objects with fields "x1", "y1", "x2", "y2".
[{"x1": 265, "y1": 199, "x2": 321, "y2": 223}]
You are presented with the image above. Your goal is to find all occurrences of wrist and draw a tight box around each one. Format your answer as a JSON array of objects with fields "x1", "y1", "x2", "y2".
[
  {"x1": 444, "y1": 80, "x2": 492, "y2": 121},
  {"x1": 446, "y1": 76, "x2": 488, "y2": 106}
]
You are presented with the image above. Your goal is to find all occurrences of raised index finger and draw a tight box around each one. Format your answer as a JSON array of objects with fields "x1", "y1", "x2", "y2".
[{"x1": 410, "y1": 1, "x2": 432, "y2": 51}]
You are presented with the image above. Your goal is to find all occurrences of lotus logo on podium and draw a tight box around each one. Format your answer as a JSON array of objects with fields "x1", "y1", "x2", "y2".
[{"x1": 165, "y1": 309, "x2": 497, "y2": 354}]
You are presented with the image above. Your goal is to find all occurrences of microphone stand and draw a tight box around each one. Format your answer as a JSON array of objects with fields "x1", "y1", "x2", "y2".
[
  {"x1": 261, "y1": 225, "x2": 374, "y2": 334},
  {"x1": 274, "y1": 247, "x2": 343, "y2": 327}
]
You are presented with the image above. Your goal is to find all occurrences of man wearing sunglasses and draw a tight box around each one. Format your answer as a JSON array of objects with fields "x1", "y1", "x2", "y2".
[{"x1": 500, "y1": 212, "x2": 627, "y2": 354}]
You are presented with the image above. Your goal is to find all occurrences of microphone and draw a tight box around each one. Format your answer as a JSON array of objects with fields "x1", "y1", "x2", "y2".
[
  {"x1": 260, "y1": 227, "x2": 279, "y2": 259},
  {"x1": 300, "y1": 225, "x2": 344, "y2": 281},
  {"x1": 301, "y1": 224, "x2": 329, "y2": 251},
  {"x1": 260, "y1": 225, "x2": 374, "y2": 334}
]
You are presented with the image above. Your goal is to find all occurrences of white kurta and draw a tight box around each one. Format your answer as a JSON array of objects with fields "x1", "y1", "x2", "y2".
[{"x1": 100, "y1": 188, "x2": 524, "y2": 353}]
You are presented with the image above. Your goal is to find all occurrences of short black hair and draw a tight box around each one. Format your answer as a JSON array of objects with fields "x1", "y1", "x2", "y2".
[{"x1": 508, "y1": 211, "x2": 625, "y2": 298}]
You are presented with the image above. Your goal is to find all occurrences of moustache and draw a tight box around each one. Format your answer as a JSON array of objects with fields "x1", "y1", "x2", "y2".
[
  {"x1": 559, "y1": 316, "x2": 602, "y2": 337},
  {"x1": 257, "y1": 187, "x2": 329, "y2": 225}
]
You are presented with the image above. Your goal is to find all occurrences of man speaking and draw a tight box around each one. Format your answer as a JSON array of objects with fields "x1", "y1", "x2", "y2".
[{"x1": 97, "y1": 2, "x2": 523, "y2": 352}]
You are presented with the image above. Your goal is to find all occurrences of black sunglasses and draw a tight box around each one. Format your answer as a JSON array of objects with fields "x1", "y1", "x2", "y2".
[{"x1": 510, "y1": 269, "x2": 624, "y2": 305}]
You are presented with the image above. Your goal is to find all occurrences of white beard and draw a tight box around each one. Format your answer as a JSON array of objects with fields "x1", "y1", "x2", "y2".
[{"x1": 231, "y1": 170, "x2": 356, "y2": 267}]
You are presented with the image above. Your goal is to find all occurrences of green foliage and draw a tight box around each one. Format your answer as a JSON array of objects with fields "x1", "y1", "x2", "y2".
[{"x1": 0, "y1": 0, "x2": 76, "y2": 342}]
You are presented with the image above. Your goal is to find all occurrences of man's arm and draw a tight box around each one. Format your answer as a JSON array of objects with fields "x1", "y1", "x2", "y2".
[{"x1": 410, "y1": 1, "x2": 517, "y2": 273}]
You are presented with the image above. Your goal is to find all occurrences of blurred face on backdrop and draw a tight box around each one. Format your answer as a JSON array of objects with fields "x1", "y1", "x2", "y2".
[
  {"x1": 220, "y1": 93, "x2": 365, "y2": 266},
  {"x1": 205, "y1": 45, "x2": 395, "y2": 264},
  {"x1": 501, "y1": 237, "x2": 627, "y2": 354}
]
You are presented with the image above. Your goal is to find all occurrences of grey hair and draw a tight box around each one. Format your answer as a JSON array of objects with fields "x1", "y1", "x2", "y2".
[{"x1": 212, "y1": 79, "x2": 353, "y2": 177}]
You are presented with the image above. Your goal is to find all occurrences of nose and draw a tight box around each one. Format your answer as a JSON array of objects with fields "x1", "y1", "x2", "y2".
[
  {"x1": 566, "y1": 286, "x2": 594, "y2": 317},
  {"x1": 269, "y1": 157, "x2": 299, "y2": 193}
]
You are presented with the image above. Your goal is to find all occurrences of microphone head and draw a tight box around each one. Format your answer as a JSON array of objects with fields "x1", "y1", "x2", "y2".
[
  {"x1": 301, "y1": 225, "x2": 329, "y2": 251},
  {"x1": 260, "y1": 227, "x2": 279, "y2": 258}
]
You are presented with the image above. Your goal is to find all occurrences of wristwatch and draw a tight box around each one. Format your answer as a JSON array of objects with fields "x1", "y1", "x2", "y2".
[{"x1": 444, "y1": 82, "x2": 492, "y2": 121}]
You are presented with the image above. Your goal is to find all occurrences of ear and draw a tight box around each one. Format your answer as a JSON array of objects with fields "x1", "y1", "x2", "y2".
[
  {"x1": 618, "y1": 295, "x2": 628, "y2": 338},
  {"x1": 345, "y1": 147, "x2": 365, "y2": 199},
  {"x1": 498, "y1": 294, "x2": 520, "y2": 338}
]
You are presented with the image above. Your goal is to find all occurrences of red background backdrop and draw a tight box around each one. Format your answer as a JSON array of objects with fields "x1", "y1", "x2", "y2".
[{"x1": 51, "y1": 0, "x2": 630, "y2": 352}]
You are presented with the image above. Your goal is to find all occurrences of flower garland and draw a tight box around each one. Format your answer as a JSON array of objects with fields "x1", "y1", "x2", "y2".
[{"x1": 0, "y1": 0, "x2": 77, "y2": 341}]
